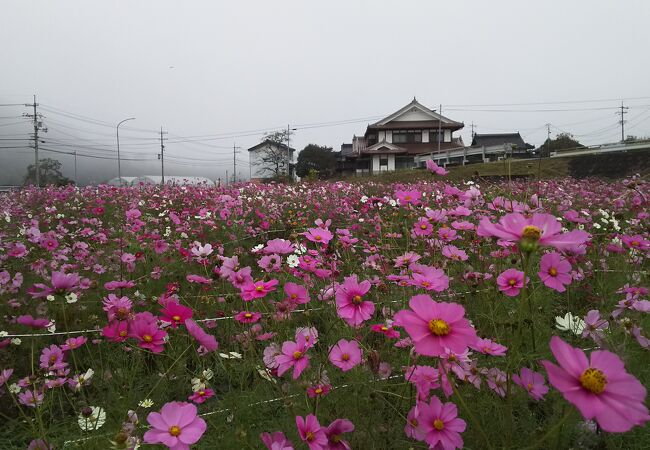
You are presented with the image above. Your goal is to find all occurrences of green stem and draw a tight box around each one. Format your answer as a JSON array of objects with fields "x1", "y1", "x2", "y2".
[{"x1": 522, "y1": 408, "x2": 573, "y2": 450}]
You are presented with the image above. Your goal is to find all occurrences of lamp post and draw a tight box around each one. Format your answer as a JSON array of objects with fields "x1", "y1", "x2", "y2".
[{"x1": 116, "y1": 117, "x2": 135, "y2": 185}]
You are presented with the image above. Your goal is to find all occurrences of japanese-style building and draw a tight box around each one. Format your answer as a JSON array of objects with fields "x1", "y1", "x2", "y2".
[{"x1": 337, "y1": 98, "x2": 465, "y2": 175}]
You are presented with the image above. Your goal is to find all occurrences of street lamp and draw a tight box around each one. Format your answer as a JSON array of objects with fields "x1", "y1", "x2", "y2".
[{"x1": 116, "y1": 117, "x2": 135, "y2": 185}]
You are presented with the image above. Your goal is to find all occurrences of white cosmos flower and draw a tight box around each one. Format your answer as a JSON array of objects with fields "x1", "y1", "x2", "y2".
[
  {"x1": 65, "y1": 292, "x2": 78, "y2": 304},
  {"x1": 555, "y1": 312, "x2": 586, "y2": 335},
  {"x1": 286, "y1": 254, "x2": 300, "y2": 268},
  {"x1": 202, "y1": 369, "x2": 214, "y2": 381},
  {"x1": 78, "y1": 406, "x2": 106, "y2": 431},
  {"x1": 251, "y1": 244, "x2": 264, "y2": 253},
  {"x1": 138, "y1": 398, "x2": 154, "y2": 408},
  {"x1": 11, "y1": 338, "x2": 21, "y2": 345}
]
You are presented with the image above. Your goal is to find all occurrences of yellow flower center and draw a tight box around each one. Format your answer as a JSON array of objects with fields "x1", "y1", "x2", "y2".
[
  {"x1": 169, "y1": 425, "x2": 181, "y2": 437},
  {"x1": 527, "y1": 382, "x2": 533, "y2": 391},
  {"x1": 579, "y1": 368, "x2": 607, "y2": 394},
  {"x1": 433, "y1": 419, "x2": 445, "y2": 430},
  {"x1": 342, "y1": 353, "x2": 350, "y2": 361},
  {"x1": 352, "y1": 295, "x2": 363, "y2": 304},
  {"x1": 306, "y1": 431, "x2": 315, "y2": 441},
  {"x1": 421, "y1": 281, "x2": 431, "y2": 287},
  {"x1": 405, "y1": 195, "x2": 412, "y2": 201},
  {"x1": 244, "y1": 313, "x2": 252, "y2": 318},
  {"x1": 381, "y1": 326, "x2": 388, "y2": 331},
  {"x1": 143, "y1": 334, "x2": 153, "y2": 343},
  {"x1": 290, "y1": 294, "x2": 297, "y2": 299},
  {"x1": 410, "y1": 418, "x2": 419, "y2": 427},
  {"x1": 119, "y1": 330, "x2": 127, "y2": 337},
  {"x1": 549, "y1": 267, "x2": 557, "y2": 276},
  {"x1": 293, "y1": 351, "x2": 303, "y2": 359},
  {"x1": 428, "y1": 319, "x2": 450, "y2": 336},
  {"x1": 314, "y1": 387, "x2": 323, "y2": 394},
  {"x1": 315, "y1": 235, "x2": 322, "y2": 241},
  {"x1": 172, "y1": 315, "x2": 181, "y2": 322},
  {"x1": 420, "y1": 224, "x2": 428, "y2": 230},
  {"x1": 508, "y1": 278, "x2": 517, "y2": 286},
  {"x1": 631, "y1": 241, "x2": 639, "y2": 247},
  {"x1": 255, "y1": 285, "x2": 264, "y2": 292},
  {"x1": 522, "y1": 225, "x2": 542, "y2": 240}
]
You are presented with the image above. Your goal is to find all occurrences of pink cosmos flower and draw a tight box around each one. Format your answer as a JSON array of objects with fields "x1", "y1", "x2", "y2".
[
  {"x1": 621, "y1": 234, "x2": 650, "y2": 250},
  {"x1": 161, "y1": 301, "x2": 193, "y2": 328},
  {"x1": 188, "y1": 388, "x2": 215, "y2": 404},
  {"x1": 284, "y1": 282, "x2": 310, "y2": 305},
  {"x1": 441, "y1": 245, "x2": 468, "y2": 261},
  {"x1": 104, "y1": 280, "x2": 136, "y2": 291},
  {"x1": 324, "y1": 418, "x2": 354, "y2": 450},
  {"x1": 28, "y1": 271, "x2": 80, "y2": 298},
  {"x1": 241, "y1": 279, "x2": 279, "y2": 301},
  {"x1": 61, "y1": 336, "x2": 87, "y2": 351},
  {"x1": 263, "y1": 238, "x2": 296, "y2": 255},
  {"x1": 415, "y1": 396, "x2": 466, "y2": 450},
  {"x1": 393, "y1": 295, "x2": 478, "y2": 357},
  {"x1": 395, "y1": 189, "x2": 422, "y2": 206},
  {"x1": 409, "y1": 264, "x2": 449, "y2": 292},
  {"x1": 39, "y1": 345, "x2": 66, "y2": 371},
  {"x1": 186, "y1": 274, "x2": 212, "y2": 285},
  {"x1": 486, "y1": 367, "x2": 507, "y2": 397},
  {"x1": 129, "y1": 313, "x2": 167, "y2": 353},
  {"x1": 102, "y1": 320, "x2": 129, "y2": 342},
  {"x1": 329, "y1": 339, "x2": 362, "y2": 372},
  {"x1": 335, "y1": 275, "x2": 375, "y2": 327},
  {"x1": 406, "y1": 365, "x2": 442, "y2": 400},
  {"x1": 184, "y1": 319, "x2": 218, "y2": 353},
  {"x1": 303, "y1": 227, "x2": 334, "y2": 245},
  {"x1": 144, "y1": 401, "x2": 207, "y2": 449},
  {"x1": 370, "y1": 323, "x2": 400, "y2": 339},
  {"x1": 512, "y1": 367, "x2": 548, "y2": 401},
  {"x1": 496, "y1": 269, "x2": 526, "y2": 297},
  {"x1": 538, "y1": 252, "x2": 572, "y2": 292},
  {"x1": 582, "y1": 310, "x2": 609, "y2": 342},
  {"x1": 413, "y1": 218, "x2": 433, "y2": 237},
  {"x1": 426, "y1": 159, "x2": 449, "y2": 176},
  {"x1": 307, "y1": 384, "x2": 331, "y2": 398},
  {"x1": 16, "y1": 315, "x2": 50, "y2": 329},
  {"x1": 260, "y1": 431, "x2": 294, "y2": 450},
  {"x1": 102, "y1": 294, "x2": 133, "y2": 321},
  {"x1": 276, "y1": 333, "x2": 310, "y2": 379},
  {"x1": 541, "y1": 335, "x2": 650, "y2": 432},
  {"x1": 477, "y1": 212, "x2": 590, "y2": 251},
  {"x1": 470, "y1": 338, "x2": 507, "y2": 356},
  {"x1": 234, "y1": 311, "x2": 262, "y2": 324},
  {"x1": 296, "y1": 414, "x2": 327, "y2": 450},
  {"x1": 19, "y1": 389, "x2": 44, "y2": 407}
]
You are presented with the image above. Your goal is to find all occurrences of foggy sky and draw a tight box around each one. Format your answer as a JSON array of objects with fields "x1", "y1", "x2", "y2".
[{"x1": 1, "y1": 0, "x2": 650, "y2": 185}]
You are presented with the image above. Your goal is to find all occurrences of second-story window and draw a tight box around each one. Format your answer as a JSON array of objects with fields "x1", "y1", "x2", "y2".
[{"x1": 393, "y1": 130, "x2": 422, "y2": 144}]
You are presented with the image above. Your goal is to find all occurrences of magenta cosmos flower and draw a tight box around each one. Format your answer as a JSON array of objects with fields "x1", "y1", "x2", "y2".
[
  {"x1": 303, "y1": 227, "x2": 334, "y2": 245},
  {"x1": 477, "y1": 212, "x2": 590, "y2": 251},
  {"x1": 184, "y1": 319, "x2": 218, "y2": 353},
  {"x1": 335, "y1": 275, "x2": 375, "y2": 327},
  {"x1": 284, "y1": 282, "x2": 310, "y2": 304},
  {"x1": 426, "y1": 159, "x2": 449, "y2": 176},
  {"x1": 414, "y1": 396, "x2": 466, "y2": 450},
  {"x1": 538, "y1": 252, "x2": 572, "y2": 292},
  {"x1": 329, "y1": 339, "x2": 362, "y2": 372},
  {"x1": 129, "y1": 313, "x2": 167, "y2": 353},
  {"x1": 260, "y1": 431, "x2": 294, "y2": 450},
  {"x1": 144, "y1": 401, "x2": 207, "y2": 449},
  {"x1": 541, "y1": 336, "x2": 650, "y2": 432},
  {"x1": 160, "y1": 301, "x2": 193, "y2": 328},
  {"x1": 324, "y1": 418, "x2": 354, "y2": 450},
  {"x1": 276, "y1": 333, "x2": 310, "y2": 379},
  {"x1": 512, "y1": 367, "x2": 549, "y2": 401},
  {"x1": 241, "y1": 279, "x2": 279, "y2": 301},
  {"x1": 496, "y1": 268, "x2": 526, "y2": 297},
  {"x1": 394, "y1": 295, "x2": 478, "y2": 357},
  {"x1": 234, "y1": 311, "x2": 262, "y2": 324},
  {"x1": 296, "y1": 414, "x2": 327, "y2": 450}
]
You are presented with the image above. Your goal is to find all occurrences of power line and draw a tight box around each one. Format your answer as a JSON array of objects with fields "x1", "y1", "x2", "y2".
[{"x1": 444, "y1": 96, "x2": 650, "y2": 107}]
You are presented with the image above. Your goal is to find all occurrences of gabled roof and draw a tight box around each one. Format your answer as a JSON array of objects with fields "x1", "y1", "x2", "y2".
[
  {"x1": 371, "y1": 98, "x2": 463, "y2": 128},
  {"x1": 362, "y1": 140, "x2": 407, "y2": 154},
  {"x1": 471, "y1": 133, "x2": 534, "y2": 149},
  {"x1": 248, "y1": 140, "x2": 295, "y2": 152}
]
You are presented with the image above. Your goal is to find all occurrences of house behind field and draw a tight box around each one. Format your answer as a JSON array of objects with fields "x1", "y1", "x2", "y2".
[{"x1": 337, "y1": 98, "x2": 465, "y2": 176}]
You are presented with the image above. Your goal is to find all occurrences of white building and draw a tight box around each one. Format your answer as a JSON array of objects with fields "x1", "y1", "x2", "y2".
[{"x1": 248, "y1": 140, "x2": 297, "y2": 181}]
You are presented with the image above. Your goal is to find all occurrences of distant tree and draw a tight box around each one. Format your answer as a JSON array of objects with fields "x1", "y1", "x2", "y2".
[
  {"x1": 254, "y1": 130, "x2": 294, "y2": 179},
  {"x1": 23, "y1": 158, "x2": 72, "y2": 186},
  {"x1": 295, "y1": 144, "x2": 336, "y2": 178},
  {"x1": 539, "y1": 132, "x2": 584, "y2": 156}
]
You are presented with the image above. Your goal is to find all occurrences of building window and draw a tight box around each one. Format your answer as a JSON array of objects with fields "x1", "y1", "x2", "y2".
[
  {"x1": 380, "y1": 157, "x2": 388, "y2": 167},
  {"x1": 430, "y1": 131, "x2": 442, "y2": 143},
  {"x1": 392, "y1": 130, "x2": 422, "y2": 144}
]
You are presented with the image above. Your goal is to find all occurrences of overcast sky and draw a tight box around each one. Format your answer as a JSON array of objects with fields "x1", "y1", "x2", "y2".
[{"x1": 1, "y1": 0, "x2": 649, "y2": 185}]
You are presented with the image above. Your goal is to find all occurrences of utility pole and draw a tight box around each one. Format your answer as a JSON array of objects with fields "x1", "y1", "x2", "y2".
[
  {"x1": 225, "y1": 169, "x2": 229, "y2": 186},
  {"x1": 615, "y1": 101, "x2": 629, "y2": 142},
  {"x1": 470, "y1": 122, "x2": 477, "y2": 139},
  {"x1": 437, "y1": 104, "x2": 442, "y2": 161},
  {"x1": 24, "y1": 95, "x2": 44, "y2": 187},
  {"x1": 74, "y1": 150, "x2": 77, "y2": 183},
  {"x1": 232, "y1": 142, "x2": 241, "y2": 184},
  {"x1": 287, "y1": 124, "x2": 291, "y2": 179},
  {"x1": 158, "y1": 127, "x2": 167, "y2": 184}
]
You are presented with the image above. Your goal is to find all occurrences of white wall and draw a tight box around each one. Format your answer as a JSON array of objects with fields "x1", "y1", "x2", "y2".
[
  {"x1": 371, "y1": 154, "x2": 395, "y2": 174},
  {"x1": 386, "y1": 130, "x2": 392, "y2": 143},
  {"x1": 444, "y1": 130, "x2": 451, "y2": 142},
  {"x1": 249, "y1": 143, "x2": 295, "y2": 179},
  {"x1": 393, "y1": 108, "x2": 433, "y2": 121}
]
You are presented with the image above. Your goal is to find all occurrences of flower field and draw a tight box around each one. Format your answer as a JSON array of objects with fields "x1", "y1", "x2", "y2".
[{"x1": 0, "y1": 173, "x2": 648, "y2": 449}]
